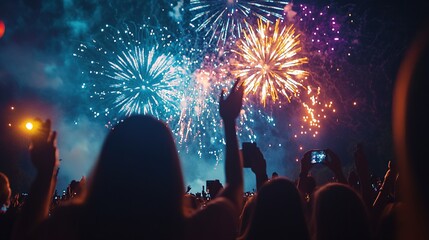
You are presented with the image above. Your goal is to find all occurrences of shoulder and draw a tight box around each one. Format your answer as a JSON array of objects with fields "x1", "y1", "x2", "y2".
[
  {"x1": 48, "y1": 203, "x2": 85, "y2": 224},
  {"x1": 35, "y1": 204, "x2": 84, "y2": 240},
  {"x1": 186, "y1": 197, "x2": 238, "y2": 240},
  {"x1": 203, "y1": 197, "x2": 237, "y2": 216}
]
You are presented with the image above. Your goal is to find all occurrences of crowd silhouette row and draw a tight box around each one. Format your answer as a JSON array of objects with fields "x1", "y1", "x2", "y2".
[{"x1": 1, "y1": 24, "x2": 429, "y2": 240}]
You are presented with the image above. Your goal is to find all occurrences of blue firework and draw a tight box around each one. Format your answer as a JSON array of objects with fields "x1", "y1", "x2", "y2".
[
  {"x1": 189, "y1": 0, "x2": 289, "y2": 46},
  {"x1": 74, "y1": 23, "x2": 188, "y2": 125}
]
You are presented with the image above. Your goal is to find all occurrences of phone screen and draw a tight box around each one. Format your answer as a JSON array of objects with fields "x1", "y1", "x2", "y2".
[{"x1": 311, "y1": 150, "x2": 326, "y2": 164}]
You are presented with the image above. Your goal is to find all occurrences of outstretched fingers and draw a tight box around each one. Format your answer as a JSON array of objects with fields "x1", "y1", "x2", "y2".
[
  {"x1": 48, "y1": 131, "x2": 57, "y2": 147},
  {"x1": 232, "y1": 77, "x2": 241, "y2": 90},
  {"x1": 220, "y1": 88, "x2": 226, "y2": 103}
]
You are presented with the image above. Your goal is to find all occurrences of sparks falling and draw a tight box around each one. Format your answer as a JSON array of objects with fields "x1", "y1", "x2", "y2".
[
  {"x1": 173, "y1": 55, "x2": 275, "y2": 164},
  {"x1": 189, "y1": 0, "x2": 289, "y2": 46},
  {"x1": 232, "y1": 19, "x2": 308, "y2": 106},
  {"x1": 106, "y1": 45, "x2": 183, "y2": 116}
]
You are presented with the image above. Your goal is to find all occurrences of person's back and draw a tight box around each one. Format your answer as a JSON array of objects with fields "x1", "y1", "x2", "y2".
[
  {"x1": 312, "y1": 182, "x2": 371, "y2": 240},
  {"x1": 241, "y1": 177, "x2": 310, "y2": 240}
]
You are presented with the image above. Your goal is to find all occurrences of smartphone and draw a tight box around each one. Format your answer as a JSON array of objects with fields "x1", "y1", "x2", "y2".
[
  {"x1": 310, "y1": 150, "x2": 327, "y2": 164},
  {"x1": 242, "y1": 142, "x2": 257, "y2": 168}
]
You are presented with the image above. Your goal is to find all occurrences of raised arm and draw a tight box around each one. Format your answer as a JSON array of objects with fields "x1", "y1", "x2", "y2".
[
  {"x1": 12, "y1": 119, "x2": 59, "y2": 240},
  {"x1": 354, "y1": 143, "x2": 375, "y2": 208},
  {"x1": 372, "y1": 161, "x2": 397, "y2": 218},
  {"x1": 217, "y1": 78, "x2": 244, "y2": 211},
  {"x1": 297, "y1": 151, "x2": 315, "y2": 198},
  {"x1": 324, "y1": 148, "x2": 347, "y2": 184},
  {"x1": 250, "y1": 146, "x2": 268, "y2": 191}
]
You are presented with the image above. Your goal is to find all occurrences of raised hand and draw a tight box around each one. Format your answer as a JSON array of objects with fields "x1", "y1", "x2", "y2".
[
  {"x1": 353, "y1": 143, "x2": 373, "y2": 207},
  {"x1": 219, "y1": 78, "x2": 244, "y2": 122},
  {"x1": 324, "y1": 149, "x2": 340, "y2": 172},
  {"x1": 250, "y1": 147, "x2": 267, "y2": 177},
  {"x1": 354, "y1": 143, "x2": 370, "y2": 179},
  {"x1": 324, "y1": 149, "x2": 347, "y2": 183},
  {"x1": 12, "y1": 119, "x2": 59, "y2": 240},
  {"x1": 216, "y1": 77, "x2": 244, "y2": 212},
  {"x1": 29, "y1": 118, "x2": 59, "y2": 175},
  {"x1": 250, "y1": 146, "x2": 268, "y2": 191},
  {"x1": 300, "y1": 150, "x2": 313, "y2": 177},
  {"x1": 381, "y1": 160, "x2": 397, "y2": 194},
  {"x1": 373, "y1": 160, "x2": 398, "y2": 215},
  {"x1": 298, "y1": 151, "x2": 314, "y2": 197}
]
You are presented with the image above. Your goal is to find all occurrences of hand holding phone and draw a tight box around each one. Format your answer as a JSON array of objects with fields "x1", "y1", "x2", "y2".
[
  {"x1": 242, "y1": 142, "x2": 257, "y2": 168},
  {"x1": 310, "y1": 150, "x2": 327, "y2": 164}
]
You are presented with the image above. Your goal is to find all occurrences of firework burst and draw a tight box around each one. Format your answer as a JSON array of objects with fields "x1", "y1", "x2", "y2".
[
  {"x1": 175, "y1": 65, "x2": 227, "y2": 162},
  {"x1": 74, "y1": 23, "x2": 188, "y2": 125},
  {"x1": 232, "y1": 19, "x2": 308, "y2": 106},
  {"x1": 173, "y1": 54, "x2": 275, "y2": 164},
  {"x1": 189, "y1": 0, "x2": 289, "y2": 46}
]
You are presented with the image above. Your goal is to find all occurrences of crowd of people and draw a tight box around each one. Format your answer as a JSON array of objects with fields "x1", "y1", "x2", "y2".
[{"x1": 1, "y1": 24, "x2": 429, "y2": 240}]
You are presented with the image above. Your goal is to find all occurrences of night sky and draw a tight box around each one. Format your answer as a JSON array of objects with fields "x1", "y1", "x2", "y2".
[{"x1": 0, "y1": 0, "x2": 427, "y2": 193}]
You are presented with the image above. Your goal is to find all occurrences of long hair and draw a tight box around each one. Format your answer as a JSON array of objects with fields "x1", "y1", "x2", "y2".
[
  {"x1": 312, "y1": 182, "x2": 371, "y2": 240},
  {"x1": 84, "y1": 115, "x2": 185, "y2": 238},
  {"x1": 245, "y1": 177, "x2": 310, "y2": 240}
]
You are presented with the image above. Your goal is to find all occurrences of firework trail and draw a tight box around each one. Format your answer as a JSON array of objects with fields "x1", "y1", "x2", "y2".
[
  {"x1": 282, "y1": 3, "x2": 357, "y2": 138},
  {"x1": 189, "y1": 0, "x2": 289, "y2": 46},
  {"x1": 174, "y1": 53, "x2": 275, "y2": 164}
]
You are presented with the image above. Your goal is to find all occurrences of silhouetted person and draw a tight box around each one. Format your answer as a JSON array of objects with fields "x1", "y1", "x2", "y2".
[
  {"x1": 298, "y1": 149, "x2": 345, "y2": 209},
  {"x1": 312, "y1": 182, "x2": 371, "y2": 240},
  {"x1": 375, "y1": 201, "x2": 402, "y2": 240},
  {"x1": 271, "y1": 172, "x2": 278, "y2": 179},
  {"x1": 239, "y1": 177, "x2": 310, "y2": 240},
  {"x1": 206, "y1": 179, "x2": 223, "y2": 199},
  {"x1": 183, "y1": 193, "x2": 200, "y2": 216},
  {"x1": 238, "y1": 194, "x2": 256, "y2": 237},
  {"x1": 354, "y1": 143, "x2": 376, "y2": 209},
  {"x1": 393, "y1": 21, "x2": 429, "y2": 240},
  {"x1": 64, "y1": 178, "x2": 85, "y2": 202}
]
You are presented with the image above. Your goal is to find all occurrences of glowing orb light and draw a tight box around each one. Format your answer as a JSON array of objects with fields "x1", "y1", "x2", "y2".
[{"x1": 25, "y1": 122, "x2": 34, "y2": 131}]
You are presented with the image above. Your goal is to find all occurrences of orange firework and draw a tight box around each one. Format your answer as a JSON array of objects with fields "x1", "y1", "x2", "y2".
[{"x1": 232, "y1": 19, "x2": 308, "y2": 105}]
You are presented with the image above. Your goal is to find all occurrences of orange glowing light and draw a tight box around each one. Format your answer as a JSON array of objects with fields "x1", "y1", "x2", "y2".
[
  {"x1": 25, "y1": 122, "x2": 34, "y2": 130},
  {"x1": 232, "y1": 19, "x2": 308, "y2": 105}
]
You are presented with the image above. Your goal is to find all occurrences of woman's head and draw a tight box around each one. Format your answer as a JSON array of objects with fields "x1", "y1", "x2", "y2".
[
  {"x1": 246, "y1": 177, "x2": 310, "y2": 240},
  {"x1": 312, "y1": 182, "x2": 371, "y2": 240},
  {"x1": 86, "y1": 115, "x2": 184, "y2": 217}
]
